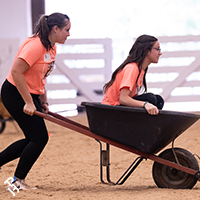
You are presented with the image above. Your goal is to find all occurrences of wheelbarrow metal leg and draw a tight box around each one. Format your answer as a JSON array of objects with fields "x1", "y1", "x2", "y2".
[
  {"x1": 96, "y1": 140, "x2": 144, "y2": 185},
  {"x1": 116, "y1": 156, "x2": 143, "y2": 185},
  {"x1": 96, "y1": 139, "x2": 107, "y2": 184}
]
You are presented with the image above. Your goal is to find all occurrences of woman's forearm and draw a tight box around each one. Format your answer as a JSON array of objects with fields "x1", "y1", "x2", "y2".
[
  {"x1": 119, "y1": 88, "x2": 144, "y2": 107},
  {"x1": 119, "y1": 95, "x2": 144, "y2": 107},
  {"x1": 119, "y1": 88, "x2": 158, "y2": 115},
  {"x1": 39, "y1": 90, "x2": 48, "y2": 104}
]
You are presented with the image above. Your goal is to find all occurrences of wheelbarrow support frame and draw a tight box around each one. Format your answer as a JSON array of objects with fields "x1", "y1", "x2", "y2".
[{"x1": 97, "y1": 140, "x2": 144, "y2": 185}]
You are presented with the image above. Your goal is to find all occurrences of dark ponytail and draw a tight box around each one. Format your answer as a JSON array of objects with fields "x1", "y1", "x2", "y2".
[{"x1": 32, "y1": 12, "x2": 70, "y2": 51}]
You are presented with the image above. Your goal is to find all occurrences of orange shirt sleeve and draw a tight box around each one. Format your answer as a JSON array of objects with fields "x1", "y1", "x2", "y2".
[
  {"x1": 18, "y1": 39, "x2": 43, "y2": 67},
  {"x1": 119, "y1": 63, "x2": 139, "y2": 92}
]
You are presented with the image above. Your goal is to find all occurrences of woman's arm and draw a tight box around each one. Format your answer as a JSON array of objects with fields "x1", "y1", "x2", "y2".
[
  {"x1": 119, "y1": 88, "x2": 159, "y2": 115},
  {"x1": 11, "y1": 58, "x2": 36, "y2": 116},
  {"x1": 39, "y1": 90, "x2": 49, "y2": 114}
]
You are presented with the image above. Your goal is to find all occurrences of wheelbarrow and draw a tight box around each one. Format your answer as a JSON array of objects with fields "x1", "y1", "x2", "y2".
[
  {"x1": 34, "y1": 102, "x2": 200, "y2": 189},
  {"x1": 0, "y1": 97, "x2": 13, "y2": 134}
]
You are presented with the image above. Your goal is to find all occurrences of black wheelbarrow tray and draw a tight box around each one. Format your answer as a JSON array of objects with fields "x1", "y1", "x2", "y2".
[{"x1": 34, "y1": 102, "x2": 200, "y2": 189}]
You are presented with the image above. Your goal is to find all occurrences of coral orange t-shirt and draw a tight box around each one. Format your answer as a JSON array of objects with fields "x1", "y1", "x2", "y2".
[
  {"x1": 7, "y1": 36, "x2": 56, "y2": 94},
  {"x1": 102, "y1": 63, "x2": 144, "y2": 105}
]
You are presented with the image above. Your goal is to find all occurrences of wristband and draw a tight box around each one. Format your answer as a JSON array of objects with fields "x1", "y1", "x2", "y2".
[
  {"x1": 41, "y1": 102, "x2": 49, "y2": 106},
  {"x1": 143, "y1": 101, "x2": 148, "y2": 108}
]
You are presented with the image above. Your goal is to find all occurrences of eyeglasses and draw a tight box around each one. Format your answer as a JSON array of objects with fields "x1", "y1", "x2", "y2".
[{"x1": 152, "y1": 47, "x2": 161, "y2": 53}]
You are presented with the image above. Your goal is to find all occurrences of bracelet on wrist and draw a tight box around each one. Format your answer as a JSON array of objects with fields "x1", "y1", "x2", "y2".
[
  {"x1": 41, "y1": 102, "x2": 49, "y2": 106},
  {"x1": 143, "y1": 101, "x2": 148, "y2": 108}
]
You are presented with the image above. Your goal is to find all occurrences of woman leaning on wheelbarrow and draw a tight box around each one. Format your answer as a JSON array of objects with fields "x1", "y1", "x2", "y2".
[
  {"x1": 102, "y1": 34, "x2": 164, "y2": 115},
  {"x1": 0, "y1": 12, "x2": 71, "y2": 190}
]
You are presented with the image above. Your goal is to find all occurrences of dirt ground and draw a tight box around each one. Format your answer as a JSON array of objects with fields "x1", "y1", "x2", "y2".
[{"x1": 1, "y1": 111, "x2": 200, "y2": 200}]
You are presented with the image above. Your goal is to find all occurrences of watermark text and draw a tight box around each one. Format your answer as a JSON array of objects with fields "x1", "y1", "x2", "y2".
[{"x1": 4, "y1": 177, "x2": 19, "y2": 196}]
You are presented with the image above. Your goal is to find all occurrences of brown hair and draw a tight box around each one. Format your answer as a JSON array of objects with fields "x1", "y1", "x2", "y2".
[
  {"x1": 32, "y1": 12, "x2": 70, "y2": 51},
  {"x1": 103, "y1": 34, "x2": 158, "y2": 93}
]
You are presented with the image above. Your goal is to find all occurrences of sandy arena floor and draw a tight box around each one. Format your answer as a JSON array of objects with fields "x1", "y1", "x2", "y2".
[{"x1": 1, "y1": 112, "x2": 200, "y2": 199}]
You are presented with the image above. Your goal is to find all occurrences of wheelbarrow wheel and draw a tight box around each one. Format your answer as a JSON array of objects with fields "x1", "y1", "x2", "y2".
[
  {"x1": 0, "y1": 115, "x2": 6, "y2": 134},
  {"x1": 152, "y1": 148, "x2": 199, "y2": 189}
]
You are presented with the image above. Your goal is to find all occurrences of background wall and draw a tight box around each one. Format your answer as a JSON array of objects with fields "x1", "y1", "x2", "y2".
[
  {"x1": 0, "y1": 0, "x2": 200, "y2": 115},
  {"x1": 0, "y1": 0, "x2": 32, "y2": 45}
]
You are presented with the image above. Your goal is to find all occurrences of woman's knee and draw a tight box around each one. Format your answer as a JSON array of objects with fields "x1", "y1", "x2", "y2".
[
  {"x1": 145, "y1": 93, "x2": 157, "y2": 105},
  {"x1": 133, "y1": 92, "x2": 164, "y2": 109},
  {"x1": 44, "y1": 134, "x2": 49, "y2": 145},
  {"x1": 155, "y1": 95, "x2": 164, "y2": 109},
  {"x1": 31, "y1": 130, "x2": 49, "y2": 147},
  {"x1": 39, "y1": 133, "x2": 49, "y2": 146},
  {"x1": 147, "y1": 93, "x2": 164, "y2": 109}
]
